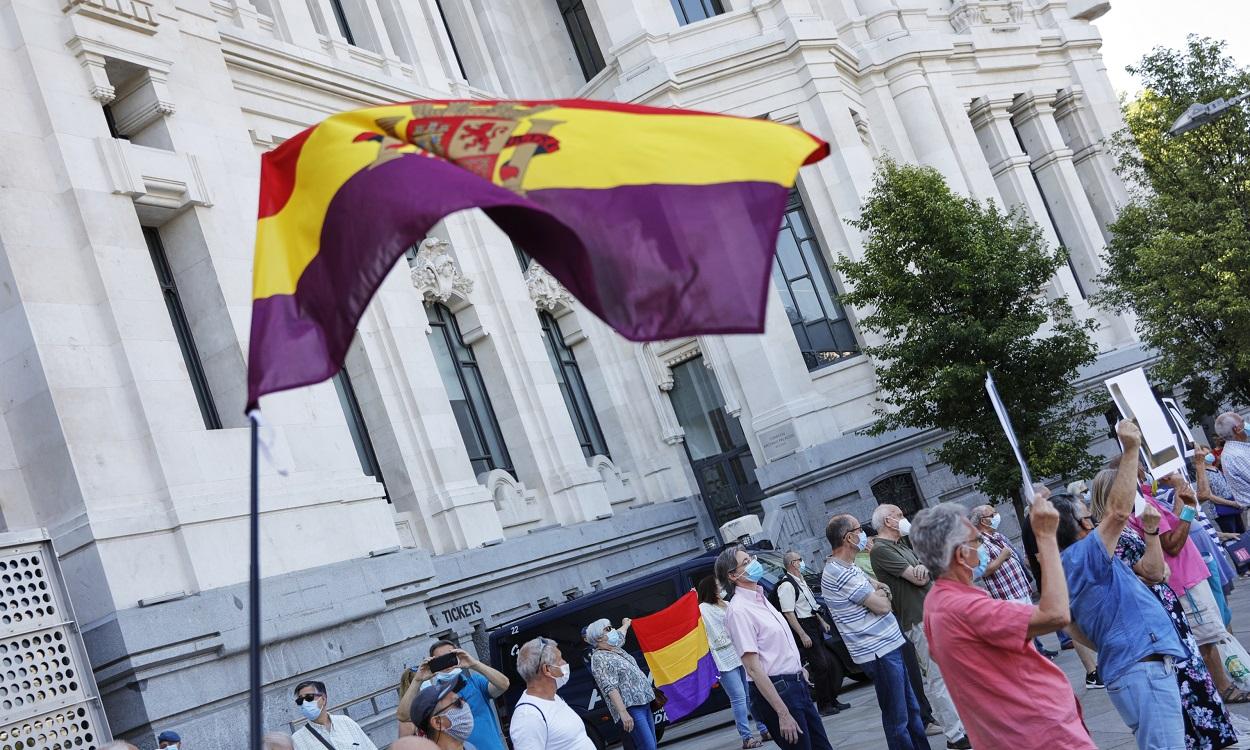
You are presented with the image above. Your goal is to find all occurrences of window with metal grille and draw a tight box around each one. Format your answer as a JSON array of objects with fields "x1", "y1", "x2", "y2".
[
  {"x1": 871, "y1": 472, "x2": 925, "y2": 519},
  {"x1": 427, "y1": 303, "x2": 514, "y2": 476},
  {"x1": 557, "y1": 0, "x2": 605, "y2": 80},
  {"x1": 771, "y1": 192, "x2": 861, "y2": 371},
  {"x1": 142, "y1": 227, "x2": 222, "y2": 430},
  {"x1": 332, "y1": 370, "x2": 388, "y2": 498},
  {"x1": 670, "y1": 0, "x2": 724, "y2": 25},
  {"x1": 540, "y1": 312, "x2": 609, "y2": 459}
]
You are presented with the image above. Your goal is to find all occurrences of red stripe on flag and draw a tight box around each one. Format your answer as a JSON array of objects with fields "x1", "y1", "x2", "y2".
[
  {"x1": 631, "y1": 590, "x2": 700, "y2": 653},
  {"x1": 257, "y1": 126, "x2": 315, "y2": 219}
]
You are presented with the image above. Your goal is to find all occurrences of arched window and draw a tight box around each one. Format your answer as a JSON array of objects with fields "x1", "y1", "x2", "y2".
[
  {"x1": 540, "y1": 312, "x2": 609, "y2": 459},
  {"x1": 772, "y1": 191, "x2": 860, "y2": 371},
  {"x1": 871, "y1": 472, "x2": 924, "y2": 519},
  {"x1": 426, "y1": 303, "x2": 513, "y2": 476}
]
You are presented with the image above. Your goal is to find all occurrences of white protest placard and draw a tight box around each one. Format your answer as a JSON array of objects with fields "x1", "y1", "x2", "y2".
[
  {"x1": 1104, "y1": 368, "x2": 1187, "y2": 478},
  {"x1": 985, "y1": 371, "x2": 1034, "y2": 501}
]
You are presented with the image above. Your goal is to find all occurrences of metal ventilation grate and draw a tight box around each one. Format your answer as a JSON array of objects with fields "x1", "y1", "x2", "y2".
[{"x1": 0, "y1": 536, "x2": 109, "y2": 750}]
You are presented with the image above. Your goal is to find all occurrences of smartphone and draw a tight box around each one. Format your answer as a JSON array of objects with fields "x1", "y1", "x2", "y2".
[{"x1": 428, "y1": 652, "x2": 458, "y2": 673}]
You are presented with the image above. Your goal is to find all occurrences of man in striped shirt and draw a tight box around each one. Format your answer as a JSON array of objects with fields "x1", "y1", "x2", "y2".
[{"x1": 822, "y1": 514, "x2": 928, "y2": 750}]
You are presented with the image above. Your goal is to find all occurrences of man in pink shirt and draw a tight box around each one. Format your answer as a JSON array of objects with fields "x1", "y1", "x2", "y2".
[
  {"x1": 910, "y1": 493, "x2": 1095, "y2": 750},
  {"x1": 717, "y1": 545, "x2": 833, "y2": 750}
]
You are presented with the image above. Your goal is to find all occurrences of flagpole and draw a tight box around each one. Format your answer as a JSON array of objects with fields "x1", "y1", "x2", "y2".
[{"x1": 249, "y1": 412, "x2": 263, "y2": 749}]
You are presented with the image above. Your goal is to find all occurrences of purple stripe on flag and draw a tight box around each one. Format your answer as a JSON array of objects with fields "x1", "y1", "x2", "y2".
[
  {"x1": 658, "y1": 651, "x2": 719, "y2": 722},
  {"x1": 248, "y1": 153, "x2": 790, "y2": 408}
]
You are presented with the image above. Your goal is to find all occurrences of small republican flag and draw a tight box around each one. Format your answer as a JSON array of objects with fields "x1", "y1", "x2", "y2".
[{"x1": 631, "y1": 590, "x2": 720, "y2": 721}]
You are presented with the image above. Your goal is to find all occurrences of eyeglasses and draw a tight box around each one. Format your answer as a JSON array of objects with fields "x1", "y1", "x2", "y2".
[
  {"x1": 295, "y1": 693, "x2": 322, "y2": 705},
  {"x1": 436, "y1": 697, "x2": 466, "y2": 714},
  {"x1": 845, "y1": 526, "x2": 862, "y2": 537}
]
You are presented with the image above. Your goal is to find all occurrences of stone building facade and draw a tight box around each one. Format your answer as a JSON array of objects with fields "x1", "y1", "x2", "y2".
[{"x1": 0, "y1": 0, "x2": 1146, "y2": 746}]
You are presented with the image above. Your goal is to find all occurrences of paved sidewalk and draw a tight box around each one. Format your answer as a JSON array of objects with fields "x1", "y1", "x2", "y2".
[{"x1": 662, "y1": 581, "x2": 1250, "y2": 749}]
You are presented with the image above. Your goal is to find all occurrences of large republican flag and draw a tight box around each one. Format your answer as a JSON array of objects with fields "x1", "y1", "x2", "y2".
[
  {"x1": 631, "y1": 590, "x2": 719, "y2": 721},
  {"x1": 247, "y1": 99, "x2": 828, "y2": 409}
]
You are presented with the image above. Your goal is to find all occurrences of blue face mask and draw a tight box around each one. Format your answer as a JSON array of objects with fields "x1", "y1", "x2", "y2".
[
  {"x1": 989, "y1": 514, "x2": 1001, "y2": 530},
  {"x1": 606, "y1": 629, "x2": 625, "y2": 647},
  {"x1": 853, "y1": 530, "x2": 868, "y2": 551},
  {"x1": 1206, "y1": 453, "x2": 1217, "y2": 465},
  {"x1": 299, "y1": 700, "x2": 322, "y2": 722},
  {"x1": 742, "y1": 559, "x2": 765, "y2": 582}
]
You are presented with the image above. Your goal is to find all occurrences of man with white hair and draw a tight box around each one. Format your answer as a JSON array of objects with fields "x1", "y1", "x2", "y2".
[
  {"x1": 869, "y1": 504, "x2": 969, "y2": 750},
  {"x1": 1215, "y1": 411, "x2": 1250, "y2": 504},
  {"x1": 911, "y1": 493, "x2": 1094, "y2": 749},
  {"x1": 509, "y1": 637, "x2": 594, "y2": 750}
]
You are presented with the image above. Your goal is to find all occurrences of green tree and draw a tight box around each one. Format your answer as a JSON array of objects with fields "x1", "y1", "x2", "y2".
[
  {"x1": 1098, "y1": 36, "x2": 1250, "y2": 416},
  {"x1": 835, "y1": 159, "x2": 1102, "y2": 503}
]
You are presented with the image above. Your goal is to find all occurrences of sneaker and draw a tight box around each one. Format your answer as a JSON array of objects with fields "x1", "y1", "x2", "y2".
[
  {"x1": 925, "y1": 723, "x2": 945, "y2": 736},
  {"x1": 1085, "y1": 670, "x2": 1105, "y2": 689},
  {"x1": 947, "y1": 737, "x2": 972, "y2": 750}
]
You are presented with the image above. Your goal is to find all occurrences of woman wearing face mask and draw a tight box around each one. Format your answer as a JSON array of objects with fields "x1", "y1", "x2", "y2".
[
  {"x1": 585, "y1": 617, "x2": 657, "y2": 750},
  {"x1": 411, "y1": 675, "x2": 477, "y2": 750},
  {"x1": 697, "y1": 575, "x2": 769, "y2": 748}
]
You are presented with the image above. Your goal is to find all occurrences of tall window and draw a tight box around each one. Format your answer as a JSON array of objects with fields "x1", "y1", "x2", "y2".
[
  {"x1": 514, "y1": 244, "x2": 532, "y2": 271},
  {"x1": 540, "y1": 313, "x2": 609, "y2": 459},
  {"x1": 670, "y1": 0, "x2": 724, "y2": 25},
  {"x1": 427, "y1": 304, "x2": 513, "y2": 476},
  {"x1": 142, "y1": 227, "x2": 221, "y2": 430},
  {"x1": 871, "y1": 472, "x2": 924, "y2": 519},
  {"x1": 772, "y1": 192, "x2": 860, "y2": 371},
  {"x1": 557, "y1": 0, "x2": 605, "y2": 81},
  {"x1": 333, "y1": 370, "x2": 387, "y2": 496},
  {"x1": 327, "y1": 0, "x2": 355, "y2": 45},
  {"x1": 435, "y1": 0, "x2": 468, "y2": 80}
]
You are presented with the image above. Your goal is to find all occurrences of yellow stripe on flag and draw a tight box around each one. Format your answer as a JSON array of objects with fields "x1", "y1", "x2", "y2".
[
  {"x1": 645, "y1": 622, "x2": 711, "y2": 687},
  {"x1": 252, "y1": 102, "x2": 820, "y2": 300}
]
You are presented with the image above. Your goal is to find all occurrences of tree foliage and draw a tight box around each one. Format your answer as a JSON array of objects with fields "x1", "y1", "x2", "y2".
[
  {"x1": 836, "y1": 159, "x2": 1102, "y2": 502},
  {"x1": 1098, "y1": 36, "x2": 1250, "y2": 416}
]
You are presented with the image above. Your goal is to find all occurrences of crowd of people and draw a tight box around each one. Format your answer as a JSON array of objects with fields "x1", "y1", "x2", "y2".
[{"x1": 120, "y1": 413, "x2": 1250, "y2": 750}]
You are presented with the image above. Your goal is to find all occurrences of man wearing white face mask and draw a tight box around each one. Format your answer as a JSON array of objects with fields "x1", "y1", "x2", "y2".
[
  {"x1": 509, "y1": 637, "x2": 595, "y2": 750},
  {"x1": 971, "y1": 505, "x2": 1034, "y2": 605},
  {"x1": 411, "y1": 675, "x2": 476, "y2": 750},
  {"x1": 823, "y1": 514, "x2": 927, "y2": 750},
  {"x1": 870, "y1": 505, "x2": 970, "y2": 749},
  {"x1": 291, "y1": 679, "x2": 378, "y2": 750}
]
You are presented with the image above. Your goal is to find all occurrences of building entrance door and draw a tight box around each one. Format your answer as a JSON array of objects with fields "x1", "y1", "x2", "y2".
[{"x1": 668, "y1": 357, "x2": 763, "y2": 528}]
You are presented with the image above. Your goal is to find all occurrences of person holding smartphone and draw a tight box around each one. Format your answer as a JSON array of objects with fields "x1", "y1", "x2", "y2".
[{"x1": 397, "y1": 640, "x2": 510, "y2": 750}]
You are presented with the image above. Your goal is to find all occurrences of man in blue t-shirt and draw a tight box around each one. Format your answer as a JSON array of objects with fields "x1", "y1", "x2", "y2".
[
  {"x1": 398, "y1": 640, "x2": 511, "y2": 750},
  {"x1": 1053, "y1": 420, "x2": 1187, "y2": 750}
]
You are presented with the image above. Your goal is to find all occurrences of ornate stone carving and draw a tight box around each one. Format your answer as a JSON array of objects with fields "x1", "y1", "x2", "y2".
[
  {"x1": 524, "y1": 261, "x2": 573, "y2": 312},
  {"x1": 950, "y1": 0, "x2": 1023, "y2": 33},
  {"x1": 410, "y1": 238, "x2": 473, "y2": 305}
]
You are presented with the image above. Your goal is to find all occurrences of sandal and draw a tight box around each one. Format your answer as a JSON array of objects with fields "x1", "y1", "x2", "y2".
[
  {"x1": 743, "y1": 739, "x2": 763, "y2": 749},
  {"x1": 1221, "y1": 686, "x2": 1250, "y2": 704}
]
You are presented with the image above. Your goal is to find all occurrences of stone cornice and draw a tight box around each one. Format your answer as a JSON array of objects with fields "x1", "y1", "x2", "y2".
[{"x1": 219, "y1": 28, "x2": 448, "y2": 111}]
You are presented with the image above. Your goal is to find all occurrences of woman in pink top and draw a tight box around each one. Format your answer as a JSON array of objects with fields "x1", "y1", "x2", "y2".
[{"x1": 910, "y1": 487, "x2": 1095, "y2": 750}]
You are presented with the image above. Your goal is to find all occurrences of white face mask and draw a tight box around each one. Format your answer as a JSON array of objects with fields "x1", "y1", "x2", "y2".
[
  {"x1": 896, "y1": 518, "x2": 912, "y2": 536},
  {"x1": 549, "y1": 662, "x2": 570, "y2": 689}
]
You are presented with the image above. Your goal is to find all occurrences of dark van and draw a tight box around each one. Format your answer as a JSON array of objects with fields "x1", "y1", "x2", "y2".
[{"x1": 486, "y1": 545, "x2": 864, "y2": 748}]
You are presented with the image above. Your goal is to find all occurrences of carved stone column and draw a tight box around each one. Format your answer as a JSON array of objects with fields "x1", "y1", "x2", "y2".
[
  {"x1": 1054, "y1": 87, "x2": 1129, "y2": 239},
  {"x1": 1010, "y1": 93, "x2": 1133, "y2": 346}
]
